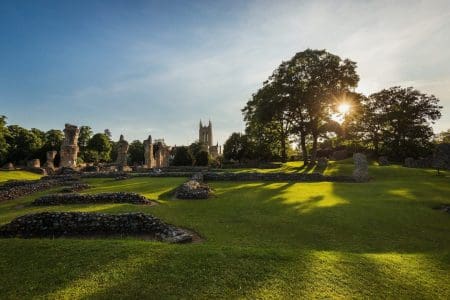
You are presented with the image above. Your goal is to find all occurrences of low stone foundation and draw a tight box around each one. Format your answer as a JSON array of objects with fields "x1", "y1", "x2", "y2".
[
  {"x1": 0, "y1": 212, "x2": 192, "y2": 243},
  {"x1": 59, "y1": 183, "x2": 91, "y2": 193},
  {"x1": 33, "y1": 192, "x2": 153, "y2": 206},
  {"x1": 0, "y1": 179, "x2": 62, "y2": 202}
]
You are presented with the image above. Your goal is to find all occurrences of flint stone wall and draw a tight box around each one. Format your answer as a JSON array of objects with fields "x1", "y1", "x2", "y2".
[
  {"x1": 0, "y1": 179, "x2": 62, "y2": 202},
  {"x1": 0, "y1": 175, "x2": 83, "y2": 202},
  {"x1": 0, "y1": 212, "x2": 192, "y2": 243},
  {"x1": 33, "y1": 192, "x2": 152, "y2": 205}
]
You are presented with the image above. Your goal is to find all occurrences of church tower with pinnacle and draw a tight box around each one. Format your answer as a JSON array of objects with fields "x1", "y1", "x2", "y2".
[{"x1": 199, "y1": 120, "x2": 220, "y2": 158}]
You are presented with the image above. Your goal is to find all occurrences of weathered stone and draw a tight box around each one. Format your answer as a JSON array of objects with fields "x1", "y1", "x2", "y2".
[
  {"x1": 116, "y1": 135, "x2": 129, "y2": 171},
  {"x1": 378, "y1": 156, "x2": 389, "y2": 166},
  {"x1": 33, "y1": 192, "x2": 152, "y2": 205},
  {"x1": 154, "y1": 140, "x2": 171, "y2": 168},
  {"x1": 1, "y1": 162, "x2": 14, "y2": 170},
  {"x1": 27, "y1": 159, "x2": 40, "y2": 168},
  {"x1": 175, "y1": 173, "x2": 211, "y2": 199},
  {"x1": 317, "y1": 157, "x2": 328, "y2": 169},
  {"x1": 43, "y1": 150, "x2": 57, "y2": 170},
  {"x1": 144, "y1": 135, "x2": 155, "y2": 168},
  {"x1": 0, "y1": 212, "x2": 193, "y2": 243},
  {"x1": 60, "y1": 124, "x2": 80, "y2": 168},
  {"x1": 352, "y1": 153, "x2": 369, "y2": 182}
]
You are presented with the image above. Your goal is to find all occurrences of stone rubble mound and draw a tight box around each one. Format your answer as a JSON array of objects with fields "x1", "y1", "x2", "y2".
[
  {"x1": 176, "y1": 173, "x2": 211, "y2": 199},
  {"x1": 33, "y1": 192, "x2": 153, "y2": 206},
  {"x1": 0, "y1": 212, "x2": 192, "y2": 243}
]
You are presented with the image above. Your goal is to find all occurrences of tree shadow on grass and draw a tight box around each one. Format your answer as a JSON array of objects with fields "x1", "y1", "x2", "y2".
[{"x1": 1, "y1": 171, "x2": 449, "y2": 298}]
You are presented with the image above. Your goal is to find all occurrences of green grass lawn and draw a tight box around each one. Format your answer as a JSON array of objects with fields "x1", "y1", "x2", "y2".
[
  {"x1": 0, "y1": 170, "x2": 42, "y2": 184},
  {"x1": 0, "y1": 163, "x2": 449, "y2": 299}
]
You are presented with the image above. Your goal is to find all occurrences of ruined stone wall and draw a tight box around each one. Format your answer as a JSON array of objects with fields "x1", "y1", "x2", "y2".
[
  {"x1": 116, "y1": 135, "x2": 129, "y2": 170},
  {"x1": 144, "y1": 135, "x2": 155, "y2": 168},
  {"x1": 60, "y1": 124, "x2": 79, "y2": 168}
]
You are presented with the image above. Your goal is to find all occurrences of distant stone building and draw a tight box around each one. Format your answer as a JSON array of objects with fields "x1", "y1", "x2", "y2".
[
  {"x1": 143, "y1": 136, "x2": 171, "y2": 168},
  {"x1": 199, "y1": 120, "x2": 220, "y2": 158}
]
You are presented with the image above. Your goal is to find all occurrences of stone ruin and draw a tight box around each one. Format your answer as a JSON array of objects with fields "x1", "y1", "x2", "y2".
[
  {"x1": 352, "y1": 153, "x2": 369, "y2": 182},
  {"x1": 1, "y1": 162, "x2": 14, "y2": 170},
  {"x1": 116, "y1": 135, "x2": 129, "y2": 171},
  {"x1": 43, "y1": 150, "x2": 57, "y2": 171},
  {"x1": 154, "y1": 140, "x2": 171, "y2": 168},
  {"x1": 0, "y1": 212, "x2": 193, "y2": 243},
  {"x1": 176, "y1": 173, "x2": 212, "y2": 199},
  {"x1": 60, "y1": 124, "x2": 80, "y2": 168},
  {"x1": 144, "y1": 135, "x2": 155, "y2": 168},
  {"x1": 143, "y1": 135, "x2": 170, "y2": 169},
  {"x1": 27, "y1": 159, "x2": 40, "y2": 168}
]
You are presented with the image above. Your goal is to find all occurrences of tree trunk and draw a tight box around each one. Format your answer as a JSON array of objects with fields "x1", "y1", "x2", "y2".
[
  {"x1": 310, "y1": 134, "x2": 318, "y2": 163},
  {"x1": 300, "y1": 132, "x2": 308, "y2": 164},
  {"x1": 281, "y1": 136, "x2": 287, "y2": 163}
]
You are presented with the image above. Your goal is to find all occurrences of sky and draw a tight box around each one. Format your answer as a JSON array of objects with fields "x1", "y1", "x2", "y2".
[{"x1": 1, "y1": 0, "x2": 450, "y2": 146}]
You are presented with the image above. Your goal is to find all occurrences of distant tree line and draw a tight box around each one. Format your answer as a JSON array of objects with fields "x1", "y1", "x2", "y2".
[
  {"x1": 0, "y1": 118, "x2": 118, "y2": 166},
  {"x1": 223, "y1": 49, "x2": 444, "y2": 163}
]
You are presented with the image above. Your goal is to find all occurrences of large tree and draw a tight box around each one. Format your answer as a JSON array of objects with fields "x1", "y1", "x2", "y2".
[
  {"x1": 346, "y1": 87, "x2": 441, "y2": 160},
  {"x1": 6, "y1": 125, "x2": 43, "y2": 163},
  {"x1": 0, "y1": 116, "x2": 9, "y2": 164},
  {"x1": 87, "y1": 133, "x2": 112, "y2": 162},
  {"x1": 243, "y1": 49, "x2": 359, "y2": 163},
  {"x1": 128, "y1": 140, "x2": 145, "y2": 165},
  {"x1": 172, "y1": 146, "x2": 194, "y2": 166}
]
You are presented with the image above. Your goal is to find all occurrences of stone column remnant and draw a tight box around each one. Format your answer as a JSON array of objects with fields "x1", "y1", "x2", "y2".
[
  {"x1": 144, "y1": 135, "x2": 155, "y2": 168},
  {"x1": 352, "y1": 153, "x2": 369, "y2": 182},
  {"x1": 60, "y1": 124, "x2": 80, "y2": 168},
  {"x1": 44, "y1": 150, "x2": 58, "y2": 170},
  {"x1": 116, "y1": 135, "x2": 129, "y2": 170},
  {"x1": 27, "y1": 159, "x2": 41, "y2": 168}
]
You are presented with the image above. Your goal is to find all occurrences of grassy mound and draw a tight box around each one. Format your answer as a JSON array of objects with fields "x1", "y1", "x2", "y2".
[{"x1": 0, "y1": 163, "x2": 449, "y2": 298}]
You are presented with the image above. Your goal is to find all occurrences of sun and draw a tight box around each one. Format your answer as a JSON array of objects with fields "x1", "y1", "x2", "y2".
[{"x1": 338, "y1": 103, "x2": 351, "y2": 114}]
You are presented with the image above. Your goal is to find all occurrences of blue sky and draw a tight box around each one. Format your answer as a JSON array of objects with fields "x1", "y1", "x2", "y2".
[{"x1": 1, "y1": 0, "x2": 450, "y2": 145}]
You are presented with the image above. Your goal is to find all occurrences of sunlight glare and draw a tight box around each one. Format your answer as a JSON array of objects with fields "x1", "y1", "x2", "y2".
[{"x1": 338, "y1": 103, "x2": 351, "y2": 114}]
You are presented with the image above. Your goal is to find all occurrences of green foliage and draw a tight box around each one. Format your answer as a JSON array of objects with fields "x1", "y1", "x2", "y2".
[
  {"x1": 346, "y1": 87, "x2": 442, "y2": 161},
  {"x1": 78, "y1": 126, "x2": 93, "y2": 152},
  {"x1": 435, "y1": 129, "x2": 450, "y2": 144},
  {"x1": 223, "y1": 132, "x2": 253, "y2": 162},
  {"x1": 128, "y1": 140, "x2": 144, "y2": 165},
  {"x1": 6, "y1": 125, "x2": 44, "y2": 163},
  {"x1": 188, "y1": 141, "x2": 205, "y2": 159},
  {"x1": 194, "y1": 150, "x2": 210, "y2": 166},
  {"x1": 87, "y1": 133, "x2": 112, "y2": 162},
  {"x1": 0, "y1": 116, "x2": 9, "y2": 164},
  {"x1": 172, "y1": 146, "x2": 193, "y2": 166},
  {"x1": 243, "y1": 49, "x2": 359, "y2": 163}
]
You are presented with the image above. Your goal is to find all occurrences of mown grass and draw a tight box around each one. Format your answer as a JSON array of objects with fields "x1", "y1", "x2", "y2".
[
  {"x1": 0, "y1": 163, "x2": 449, "y2": 299},
  {"x1": 0, "y1": 170, "x2": 42, "y2": 183}
]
